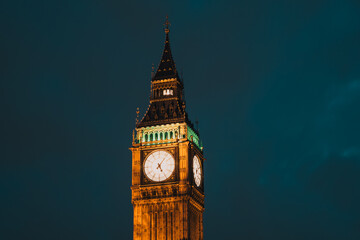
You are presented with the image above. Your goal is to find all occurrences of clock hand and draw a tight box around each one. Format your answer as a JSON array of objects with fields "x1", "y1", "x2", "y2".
[
  {"x1": 159, "y1": 157, "x2": 167, "y2": 165},
  {"x1": 156, "y1": 163, "x2": 163, "y2": 171},
  {"x1": 157, "y1": 157, "x2": 168, "y2": 171}
]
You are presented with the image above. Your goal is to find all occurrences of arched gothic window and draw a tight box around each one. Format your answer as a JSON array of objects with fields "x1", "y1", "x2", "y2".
[{"x1": 163, "y1": 89, "x2": 174, "y2": 96}]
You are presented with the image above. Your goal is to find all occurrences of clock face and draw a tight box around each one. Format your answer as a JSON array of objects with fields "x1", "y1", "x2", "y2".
[
  {"x1": 144, "y1": 150, "x2": 175, "y2": 182},
  {"x1": 193, "y1": 155, "x2": 202, "y2": 187}
]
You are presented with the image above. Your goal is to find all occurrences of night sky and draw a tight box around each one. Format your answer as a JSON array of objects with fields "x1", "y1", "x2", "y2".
[{"x1": 1, "y1": 0, "x2": 360, "y2": 239}]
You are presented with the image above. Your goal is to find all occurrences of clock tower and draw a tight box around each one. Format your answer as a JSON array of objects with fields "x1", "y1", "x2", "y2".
[{"x1": 130, "y1": 18, "x2": 205, "y2": 240}]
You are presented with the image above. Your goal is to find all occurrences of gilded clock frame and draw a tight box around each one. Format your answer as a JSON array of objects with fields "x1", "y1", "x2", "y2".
[{"x1": 141, "y1": 147, "x2": 178, "y2": 185}]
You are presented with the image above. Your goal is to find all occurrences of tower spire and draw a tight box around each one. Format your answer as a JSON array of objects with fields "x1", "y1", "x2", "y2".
[
  {"x1": 152, "y1": 16, "x2": 178, "y2": 81},
  {"x1": 137, "y1": 17, "x2": 191, "y2": 128}
]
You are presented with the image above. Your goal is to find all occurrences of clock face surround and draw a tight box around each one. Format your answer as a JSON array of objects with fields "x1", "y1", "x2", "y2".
[
  {"x1": 193, "y1": 155, "x2": 202, "y2": 187},
  {"x1": 144, "y1": 150, "x2": 175, "y2": 182}
]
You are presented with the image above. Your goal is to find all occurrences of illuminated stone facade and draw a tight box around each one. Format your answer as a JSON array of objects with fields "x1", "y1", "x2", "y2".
[{"x1": 130, "y1": 20, "x2": 205, "y2": 240}]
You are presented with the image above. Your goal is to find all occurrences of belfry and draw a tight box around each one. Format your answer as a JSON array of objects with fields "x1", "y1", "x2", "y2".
[{"x1": 130, "y1": 17, "x2": 205, "y2": 240}]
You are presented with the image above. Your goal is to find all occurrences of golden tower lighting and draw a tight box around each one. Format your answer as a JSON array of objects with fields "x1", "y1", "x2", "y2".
[{"x1": 130, "y1": 17, "x2": 205, "y2": 240}]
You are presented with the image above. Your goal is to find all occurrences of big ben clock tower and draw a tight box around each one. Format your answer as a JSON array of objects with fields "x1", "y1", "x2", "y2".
[{"x1": 130, "y1": 18, "x2": 205, "y2": 240}]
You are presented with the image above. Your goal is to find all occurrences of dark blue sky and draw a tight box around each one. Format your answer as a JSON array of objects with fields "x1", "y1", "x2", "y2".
[{"x1": 1, "y1": 0, "x2": 360, "y2": 239}]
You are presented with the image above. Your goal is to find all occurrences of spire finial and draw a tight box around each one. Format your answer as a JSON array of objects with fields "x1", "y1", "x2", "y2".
[
  {"x1": 164, "y1": 15, "x2": 170, "y2": 34},
  {"x1": 135, "y1": 107, "x2": 140, "y2": 124},
  {"x1": 151, "y1": 63, "x2": 155, "y2": 78}
]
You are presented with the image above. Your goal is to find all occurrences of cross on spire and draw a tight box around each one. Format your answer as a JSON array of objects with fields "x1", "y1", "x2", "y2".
[{"x1": 164, "y1": 15, "x2": 170, "y2": 33}]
